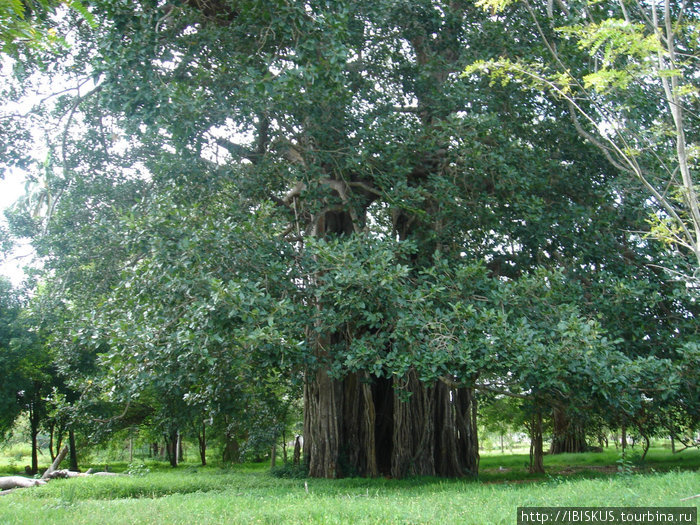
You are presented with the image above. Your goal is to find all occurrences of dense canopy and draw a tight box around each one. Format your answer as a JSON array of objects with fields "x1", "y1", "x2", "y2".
[{"x1": 0, "y1": 0, "x2": 698, "y2": 477}]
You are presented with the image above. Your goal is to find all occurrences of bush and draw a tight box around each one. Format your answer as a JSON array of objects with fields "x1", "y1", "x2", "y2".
[{"x1": 270, "y1": 462, "x2": 308, "y2": 479}]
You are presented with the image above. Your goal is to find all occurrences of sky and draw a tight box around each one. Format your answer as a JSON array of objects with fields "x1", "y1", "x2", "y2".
[{"x1": 0, "y1": 168, "x2": 30, "y2": 286}]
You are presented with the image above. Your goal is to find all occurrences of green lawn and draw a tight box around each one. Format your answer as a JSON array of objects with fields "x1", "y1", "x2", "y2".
[{"x1": 0, "y1": 449, "x2": 698, "y2": 524}]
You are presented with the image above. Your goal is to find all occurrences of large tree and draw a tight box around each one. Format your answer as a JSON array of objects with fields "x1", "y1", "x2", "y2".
[{"x1": 3, "y1": 0, "x2": 696, "y2": 479}]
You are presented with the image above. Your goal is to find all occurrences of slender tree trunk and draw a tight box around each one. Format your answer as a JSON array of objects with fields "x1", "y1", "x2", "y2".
[
  {"x1": 621, "y1": 425, "x2": 627, "y2": 453},
  {"x1": 670, "y1": 434, "x2": 676, "y2": 453},
  {"x1": 166, "y1": 430, "x2": 178, "y2": 467},
  {"x1": 49, "y1": 422, "x2": 56, "y2": 462},
  {"x1": 29, "y1": 404, "x2": 40, "y2": 475},
  {"x1": 197, "y1": 422, "x2": 207, "y2": 466},
  {"x1": 270, "y1": 444, "x2": 277, "y2": 468},
  {"x1": 641, "y1": 433, "x2": 650, "y2": 460},
  {"x1": 68, "y1": 429, "x2": 79, "y2": 472},
  {"x1": 293, "y1": 435, "x2": 301, "y2": 466},
  {"x1": 282, "y1": 429, "x2": 287, "y2": 464}
]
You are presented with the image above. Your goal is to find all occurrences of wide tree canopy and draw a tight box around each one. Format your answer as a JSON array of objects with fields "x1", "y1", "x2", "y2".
[{"x1": 1, "y1": 0, "x2": 697, "y2": 478}]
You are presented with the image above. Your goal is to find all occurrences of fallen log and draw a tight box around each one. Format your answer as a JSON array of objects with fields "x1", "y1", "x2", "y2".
[
  {"x1": 42, "y1": 446, "x2": 69, "y2": 480},
  {"x1": 44, "y1": 469, "x2": 89, "y2": 480},
  {"x1": 0, "y1": 476, "x2": 47, "y2": 490},
  {"x1": 40, "y1": 469, "x2": 120, "y2": 480}
]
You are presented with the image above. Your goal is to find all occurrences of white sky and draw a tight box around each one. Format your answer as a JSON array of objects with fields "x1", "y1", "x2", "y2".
[{"x1": 0, "y1": 168, "x2": 30, "y2": 286}]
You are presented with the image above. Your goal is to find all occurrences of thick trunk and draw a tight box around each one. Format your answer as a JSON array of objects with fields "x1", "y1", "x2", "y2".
[
  {"x1": 304, "y1": 363, "x2": 341, "y2": 478},
  {"x1": 340, "y1": 372, "x2": 378, "y2": 477},
  {"x1": 550, "y1": 407, "x2": 587, "y2": 454},
  {"x1": 304, "y1": 367, "x2": 480, "y2": 478},
  {"x1": 455, "y1": 387, "x2": 479, "y2": 476},
  {"x1": 392, "y1": 370, "x2": 435, "y2": 478}
]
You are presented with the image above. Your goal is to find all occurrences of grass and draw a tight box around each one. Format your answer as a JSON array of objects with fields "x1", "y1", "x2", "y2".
[{"x1": 0, "y1": 449, "x2": 698, "y2": 524}]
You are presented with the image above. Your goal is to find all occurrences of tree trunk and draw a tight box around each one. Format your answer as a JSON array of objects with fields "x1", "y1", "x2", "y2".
[
  {"x1": 550, "y1": 407, "x2": 587, "y2": 454},
  {"x1": 392, "y1": 370, "x2": 435, "y2": 478},
  {"x1": 166, "y1": 430, "x2": 178, "y2": 467},
  {"x1": 42, "y1": 446, "x2": 69, "y2": 480},
  {"x1": 68, "y1": 429, "x2": 79, "y2": 472},
  {"x1": 529, "y1": 411, "x2": 545, "y2": 474},
  {"x1": 282, "y1": 429, "x2": 287, "y2": 464},
  {"x1": 621, "y1": 425, "x2": 627, "y2": 453},
  {"x1": 670, "y1": 434, "x2": 676, "y2": 453},
  {"x1": 641, "y1": 433, "x2": 650, "y2": 460},
  {"x1": 222, "y1": 434, "x2": 239, "y2": 463},
  {"x1": 293, "y1": 435, "x2": 301, "y2": 466},
  {"x1": 197, "y1": 422, "x2": 207, "y2": 466},
  {"x1": 49, "y1": 422, "x2": 56, "y2": 462},
  {"x1": 29, "y1": 405, "x2": 40, "y2": 475},
  {"x1": 304, "y1": 362, "x2": 341, "y2": 478},
  {"x1": 302, "y1": 209, "x2": 479, "y2": 479},
  {"x1": 270, "y1": 444, "x2": 276, "y2": 468}
]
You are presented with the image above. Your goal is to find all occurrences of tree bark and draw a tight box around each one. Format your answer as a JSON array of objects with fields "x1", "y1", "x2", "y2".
[
  {"x1": 621, "y1": 425, "x2": 627, "y2": 453},
  {"x1": 29, "y1": 404, "x2": 40, "y2": 475},
  {"x1": 222, "y1": 433, "x2": 239, "y2": 463},
  {"x1": 197, "y1": 421, "x2": 207, "y2": 466},
  {"x1": 304, "y1": 362, "x2": 341, "y2": 478},
  {"x1": 166, "y1": 430, "x2": 178, "y2": 467},
  {"x1": 391, "y1": 370, "x2": 435, "y2": 478},
  {"x1": 529, "y1": 411, "x2": 545, "y2": 474},
  {"x1": 68, "y1": 429, "x2": 79, "y2": 472},
  {"x1": 42, "y1": 446, "x2": 69, "y2": 480},
  {"x1": 0, "y1": 476, "x2": 47, "y2": 490},
  {"x1": 550, "y1": 407, "x2": 587, "y2": 454},
  {"x1": 293, "y1": 435, "x2": 301, "y2": 466}
]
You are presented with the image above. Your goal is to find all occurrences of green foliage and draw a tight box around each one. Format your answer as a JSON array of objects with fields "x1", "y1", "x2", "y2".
[
  {"x1": 0, "y1": 0, "x2": 93, "y2": 55},
  {"x1": 1, "y1": 0, "x2": 697, "y2": 476}
]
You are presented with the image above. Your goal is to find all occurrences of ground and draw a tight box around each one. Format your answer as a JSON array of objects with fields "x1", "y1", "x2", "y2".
[{"x1": 0, "y1": 447, "x2": 698, "y2": 524}]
